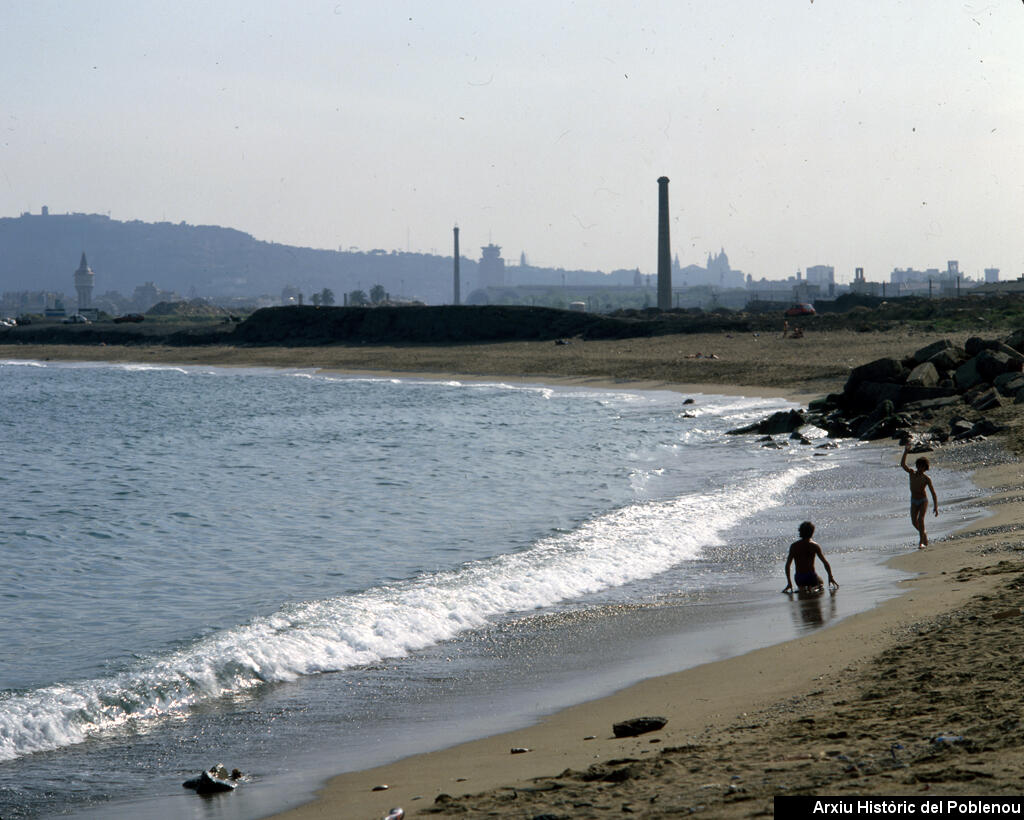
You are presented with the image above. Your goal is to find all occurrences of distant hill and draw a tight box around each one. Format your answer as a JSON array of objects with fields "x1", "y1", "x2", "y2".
[
  {"x1": 0, "y1": 211, "x2": 466, "y2": 304},
  {"x1": 0, "y1": 211, "x2": 643, "y2": 306}
]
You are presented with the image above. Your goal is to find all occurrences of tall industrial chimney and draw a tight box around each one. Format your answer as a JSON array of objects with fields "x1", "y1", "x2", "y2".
[
  {"x1": 453, "y1": 225, "x2": 461, "y2": 305},
  {"x1": 657, "y1": 176, "x2": 671, "y2": 310}
]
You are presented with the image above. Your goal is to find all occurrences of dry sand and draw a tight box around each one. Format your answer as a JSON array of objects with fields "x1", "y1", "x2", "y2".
[
  {"x1": 4, "y1": 328, "x2": 1024, "y2": 818},
  {"x1": 0, "y1": 326, "x2": 950, "y2": 398}
]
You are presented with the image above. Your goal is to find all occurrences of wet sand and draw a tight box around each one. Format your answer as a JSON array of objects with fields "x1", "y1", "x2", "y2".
[{"x1": 5, "y1": 329, "x2": 1024, "y2": 818}]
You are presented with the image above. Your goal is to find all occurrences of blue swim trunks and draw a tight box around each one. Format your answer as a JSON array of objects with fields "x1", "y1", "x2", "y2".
[{"x1": 795, "y1": 571, "x2": 822, "y2": 587}]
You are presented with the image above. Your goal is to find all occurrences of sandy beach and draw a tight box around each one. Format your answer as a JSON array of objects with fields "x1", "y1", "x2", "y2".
[
  {"x1": 4, "y1": 328, "x2": 1024, "y2": 818},
  {"x1": 0, "y1": 327, "x2": 945, "y2": 399}
]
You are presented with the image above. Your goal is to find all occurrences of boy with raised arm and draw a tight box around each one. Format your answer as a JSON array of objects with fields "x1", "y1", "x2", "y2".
[{"x1": 901, "y1": 443, "x2": 938, "y2": 548}]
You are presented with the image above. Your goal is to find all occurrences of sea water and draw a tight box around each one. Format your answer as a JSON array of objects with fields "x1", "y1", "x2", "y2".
[{"x1": 0, "y1": 360, "x2": 984, "y2": 819}]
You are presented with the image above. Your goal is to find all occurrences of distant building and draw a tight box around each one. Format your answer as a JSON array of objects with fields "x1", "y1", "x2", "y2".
[
  {"x1": 1, "y1": 290, "x2": 66, "y2": 317},
  {"x1": 673, "y1": 248, "x2": 745, "y2": 288},
  {"x1": 889, "y1": 260, "x2": 976, "y2": 297},
  {"x1": 850, "y1": 267, "x2": 883, "y2": 297},
  {"x1": 131, "y1": 281, "x2": 179, "y2": 312},
  {"x1": 805, "y1": 264, "x2": 836, "y2": 297},
  {"x1": 479, "y1": 244, "x2": 505, "y2": 289},
  {"x1": 73, "y1": 252, "x2": 94, "y2": 310},
  {"x1": 985, "y1": 267, "x2": 1000, "y2": 283}
]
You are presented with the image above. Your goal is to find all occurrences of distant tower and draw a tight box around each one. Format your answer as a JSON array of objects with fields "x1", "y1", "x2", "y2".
[
  {"x1": 479, "y1": 244, "x2": 505, "y2": 288},
  {"x1": 74, "y1": 252, "x2": 94, "y2": 310},
  {"x1": 453, "y1": 225, "x2": 461, "y2": 305},
  {"x1": 657, "y1": 176, "x2": 671, "y2": 310}
]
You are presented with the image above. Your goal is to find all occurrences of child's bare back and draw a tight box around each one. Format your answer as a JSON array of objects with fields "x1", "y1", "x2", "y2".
[{"x1": 783, "y1": 521, "x2": 838, "y2": 593}]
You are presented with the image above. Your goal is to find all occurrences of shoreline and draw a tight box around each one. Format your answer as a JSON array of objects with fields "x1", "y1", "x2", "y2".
[
  {"x1": 267, "y1": 449, "x2": 1022, "y2": 820},
  {"x1": 6, "y1": 336, "x2": 1024, "y2": 818}
]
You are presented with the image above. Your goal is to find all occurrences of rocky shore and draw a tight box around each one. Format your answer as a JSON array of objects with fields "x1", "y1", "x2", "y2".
[{"x1": 728, "y1": 332, "x2": 1024, "y2": 455}]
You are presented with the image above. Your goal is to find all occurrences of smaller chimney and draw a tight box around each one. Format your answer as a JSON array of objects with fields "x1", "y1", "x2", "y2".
[{"x1": 453, "y1": 226, "x2": 461, "y2": 305}]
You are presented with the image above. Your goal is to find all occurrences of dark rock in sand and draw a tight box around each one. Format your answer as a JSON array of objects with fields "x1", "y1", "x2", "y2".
[
  {"x1": 994, "y1": 372, "x2": 1024, "y2": 397},
  {"x1": 613, "y1": 716, "x2": 668, "y2": 737},
  {"x1": 183, "y1": 765, "x2": 239, "y2": 794},
  {"x1": 897, "y1": 385, "x2": 958, "y2": 407},
  {"x1": 900, "y1": 394, "x2": 961, "y2": 413},
  {"x1": 859, "y1": 413, "x2": 912, "y2": 441},
  {"x1": 970, "y1": 388, "x2": 1002, "y2": 412},
  {"x1": 971, "y1": 418, "x2": 1004, "y2": 437},
  {"x1": 950, "y1": 419, "x2": 976, "y2": 438}
]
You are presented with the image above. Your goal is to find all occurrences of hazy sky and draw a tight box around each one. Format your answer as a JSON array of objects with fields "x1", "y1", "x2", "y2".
[{"x1": 3, "y1": 2, "x2": 1022, "y2": 282}]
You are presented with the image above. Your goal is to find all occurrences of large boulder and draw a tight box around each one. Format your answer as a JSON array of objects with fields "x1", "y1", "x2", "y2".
[
  {"x1": 928, "y1": 347, "x2": 965, "y2": 372},
  {"x1": 990, "y1": 341, "x2": 1024, "y2": 363},
  {"x1": 906, "y1": 361, "x2": 940, "y2": 388},
  {"x1": 912, "y1": 339, "x2": 955, "y2": 364},
  {"x1": 995, "y1": 372, "x2": 1024, "y2": 397},
  {"x1": 976, "y1": 349, "x2": 1022, "y2": 382},
  {"x1": 845, "y1": 357, "x2": 905, "y2": 392},
  {"x1": 965, "y1": 336, "x2": 991, "y2": 356},
  {"x1": 954, "y1": 357, "x2": 984, "y2": 391},
  {"x1": 843, "y1": 380, "x2": 901, "y2": 413},
  {"x1": 1005, "y1": 329, "x2": 1024, "y2": 354}
]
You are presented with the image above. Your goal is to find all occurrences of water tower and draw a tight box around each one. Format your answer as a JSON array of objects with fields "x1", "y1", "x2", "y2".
[{"x1": 74, "y1": 252, "x2": 94, "y2": 310}]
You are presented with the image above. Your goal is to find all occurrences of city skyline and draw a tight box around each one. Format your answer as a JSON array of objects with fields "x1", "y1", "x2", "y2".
[{"x1": 2, "y1": 3, "x2": 1022, "y2": 283}]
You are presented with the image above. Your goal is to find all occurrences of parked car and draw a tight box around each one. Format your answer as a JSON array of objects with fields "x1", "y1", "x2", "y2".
[
  {"x1": 113, "y1": 313, "x2": 145, "y2": 323},
  {"x1": 62, "y1": 314, "x2": 91, "y2": 324},
  {"x1": 785, "y1": 303, "x2": 816, "y2": 317}
]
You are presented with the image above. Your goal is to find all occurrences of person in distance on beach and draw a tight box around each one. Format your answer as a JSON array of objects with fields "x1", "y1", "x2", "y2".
[
  {"x1": 783, "y1": 521, "x2": 838, "y2": 594},
  {"x1": 901, "y1": 443, "x2": 938, "y2": 548}
]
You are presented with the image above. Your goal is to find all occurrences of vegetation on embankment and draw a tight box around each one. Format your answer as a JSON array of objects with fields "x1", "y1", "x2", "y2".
[{"x1": 6, "y1": 294, "x2": 1024, "y2": 348}]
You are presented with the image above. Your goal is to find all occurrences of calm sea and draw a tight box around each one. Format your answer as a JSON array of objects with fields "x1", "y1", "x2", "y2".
[{"x1": 0, "y1": 360, "x2": 984, "y2": 819}]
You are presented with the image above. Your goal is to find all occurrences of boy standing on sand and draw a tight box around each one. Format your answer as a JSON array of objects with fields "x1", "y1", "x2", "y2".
[
  {"x1": 901, "y1": 444, "x2": 938, "y2": 548},
  {"x1": 783, "y1": 521, "x2": 839, "y2": 593}
]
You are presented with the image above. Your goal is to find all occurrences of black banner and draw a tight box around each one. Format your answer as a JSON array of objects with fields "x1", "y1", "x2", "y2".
[{"x1": 775, "y1": 796, "x2": 1024, "y2": 818}]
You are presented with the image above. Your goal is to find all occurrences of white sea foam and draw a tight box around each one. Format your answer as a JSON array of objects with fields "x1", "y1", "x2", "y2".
[{"x1": 0, "y1": 462, "x2": 821, "y2": 762}]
